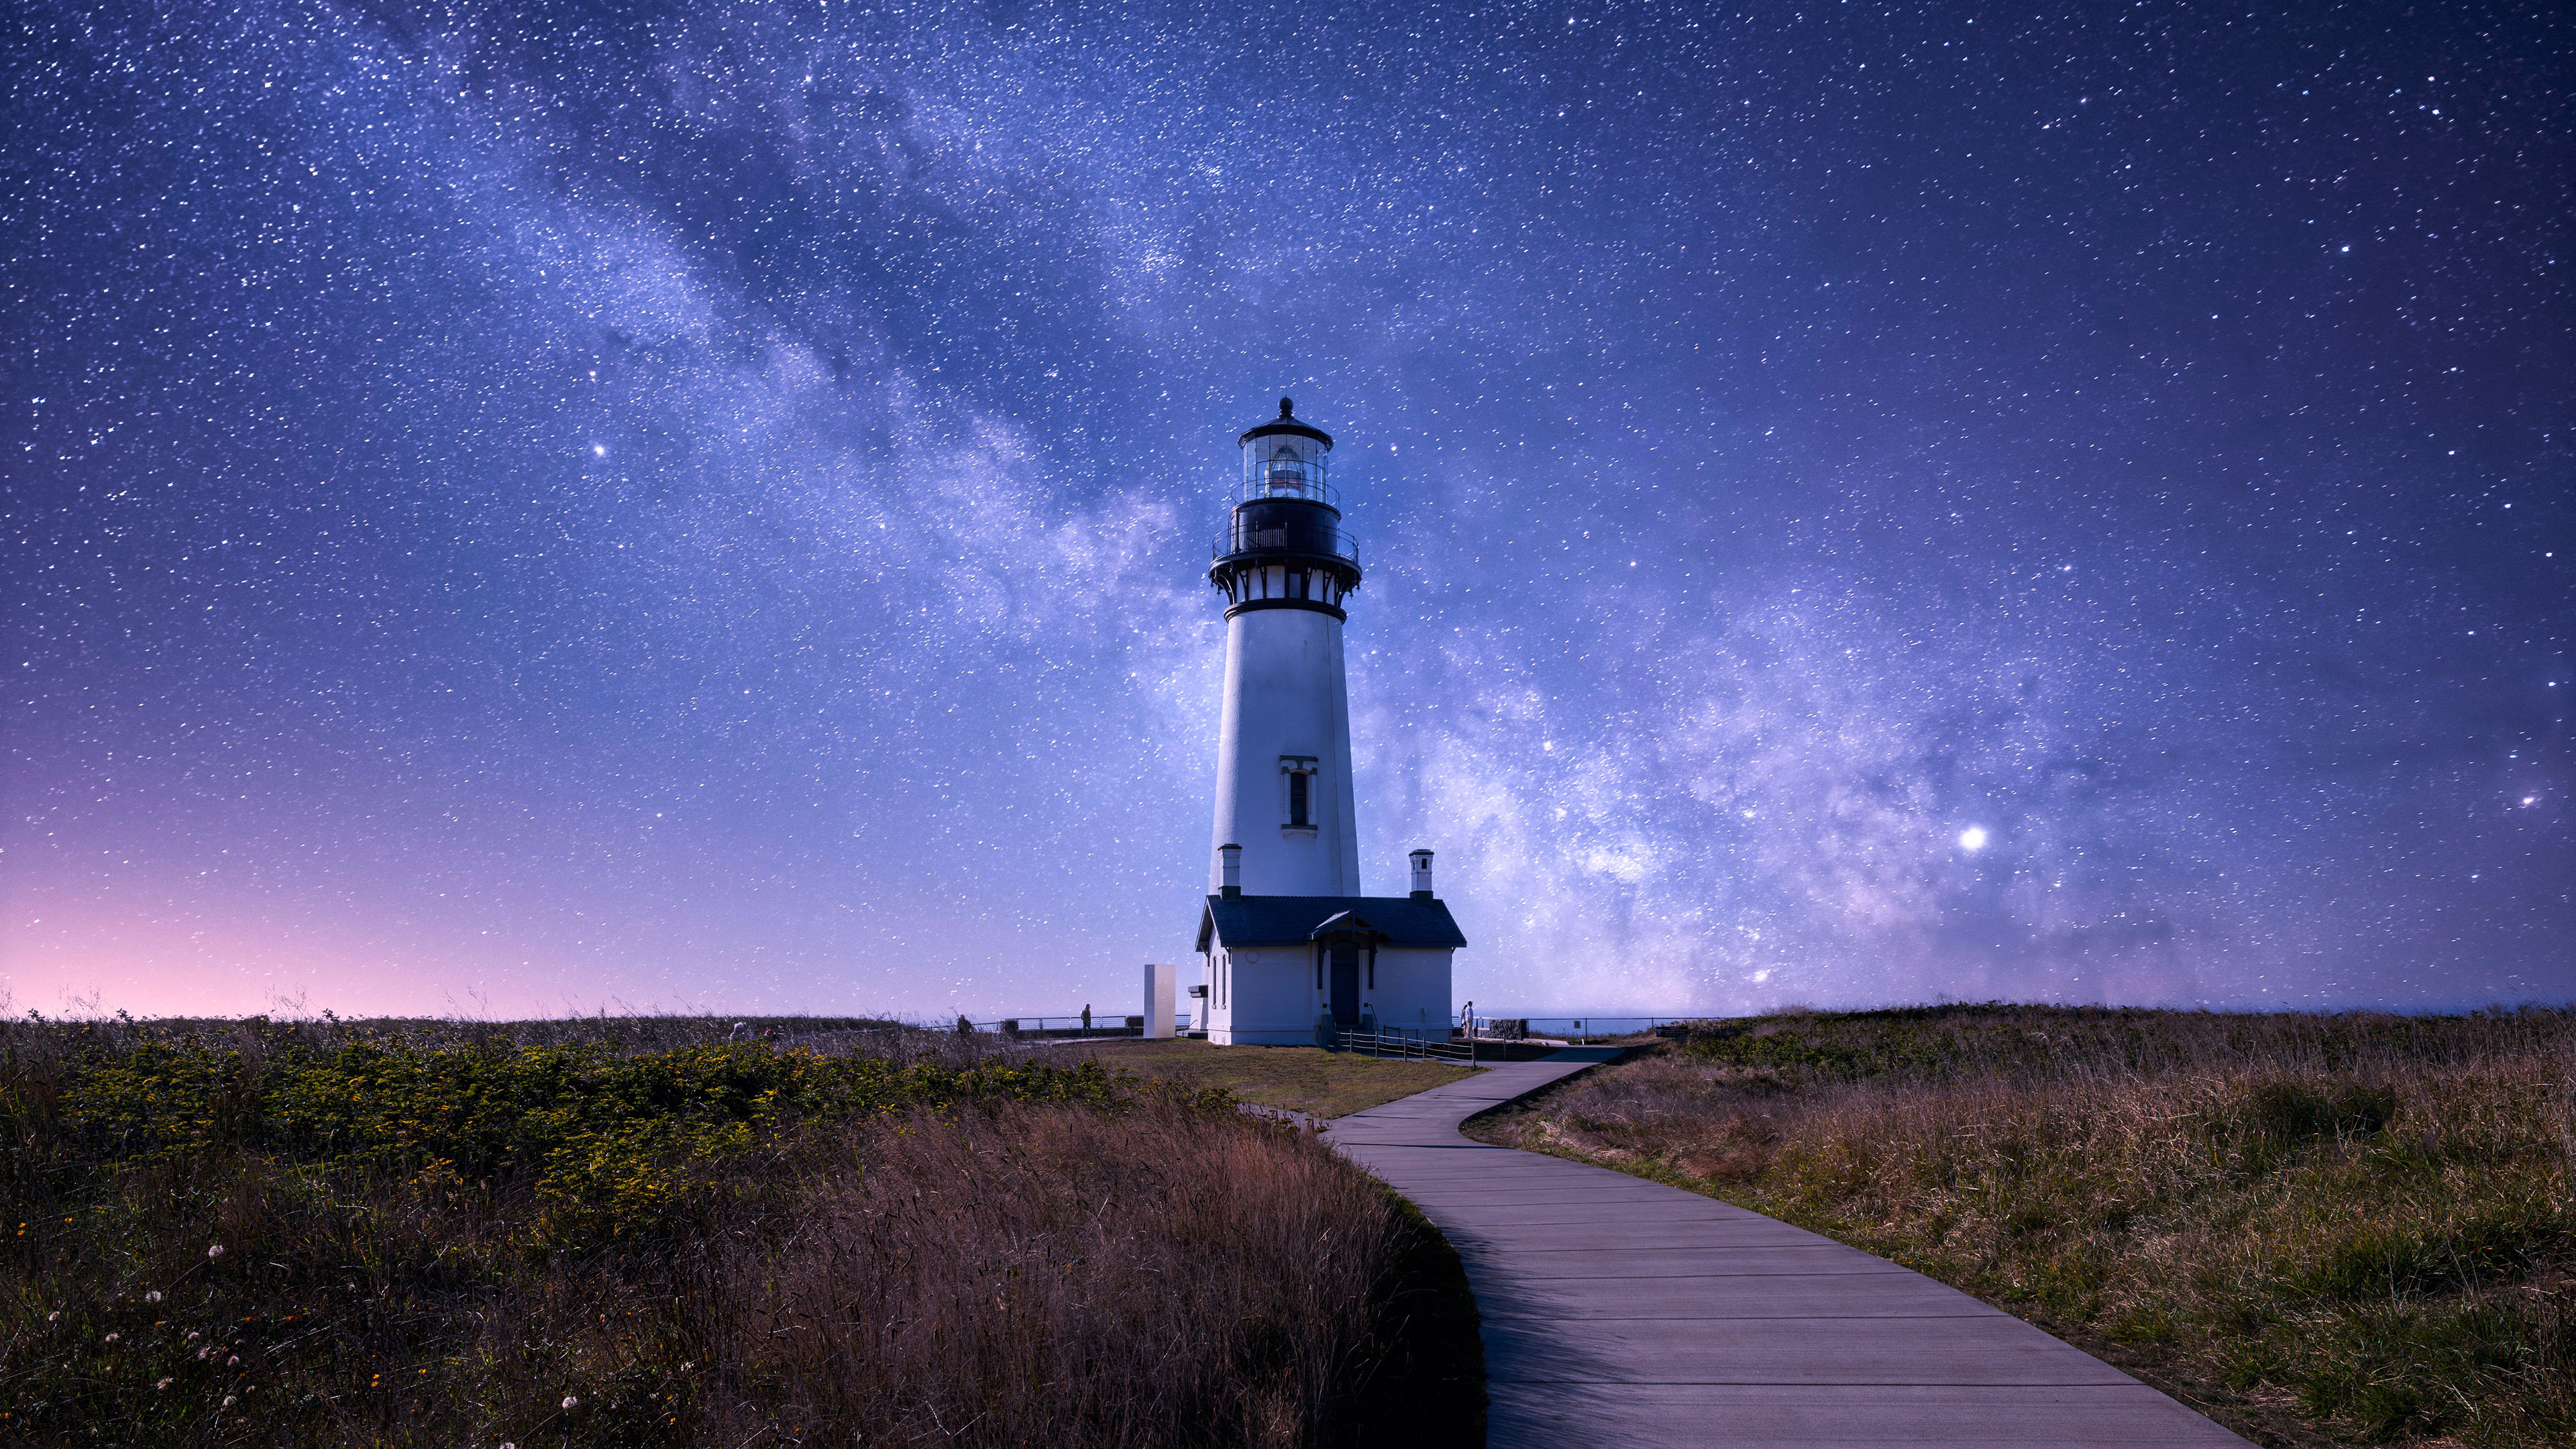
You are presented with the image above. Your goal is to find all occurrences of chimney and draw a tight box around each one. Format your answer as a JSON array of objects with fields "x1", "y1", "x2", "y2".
[
  {"x1": 1408, "y1": 849, "x2": 1435, "y2": 900},
  {"x1": 1220, "y1": 843, "x2": 1243, "y2": 898}
]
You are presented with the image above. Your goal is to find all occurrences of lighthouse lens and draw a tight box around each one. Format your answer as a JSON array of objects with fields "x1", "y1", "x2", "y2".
[{"x1": 1242, "y1": 436, "x2": 1331, "y2": 504}]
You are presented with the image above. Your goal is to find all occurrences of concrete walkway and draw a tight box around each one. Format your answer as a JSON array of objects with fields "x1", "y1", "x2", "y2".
[{"x1": 1326, "y1": 1050, "x2": 2250, "y2": 1448}]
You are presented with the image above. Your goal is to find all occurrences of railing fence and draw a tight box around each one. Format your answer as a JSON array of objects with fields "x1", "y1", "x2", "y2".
[
  {"x1": 1332, "y1": 1026, "x2": 1477, "y2": 1063},
  {"x1": 938, "y1": 1014, "x2": 1710, "y2": 1044}
]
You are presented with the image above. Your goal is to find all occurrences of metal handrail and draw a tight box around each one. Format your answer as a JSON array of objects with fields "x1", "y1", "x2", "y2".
[
  {"x1": 1469, "y1": 1016, "x2": 1701, "y2": 1043},
  {"x1": 964, "y1": 1015, "x2": 1176, "y2": 1038},
  {"x1": 1332, "y1": 1026, "x2": 1475, "y2": 1063},
  {"x1": 1210, "y1": 524, "x2": 1359, "y2": 564}
]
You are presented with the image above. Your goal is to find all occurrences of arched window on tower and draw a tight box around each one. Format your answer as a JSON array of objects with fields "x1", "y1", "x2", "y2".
[{"x1": 1279, "y1": 756, "x2": 1319, "y2": 832}]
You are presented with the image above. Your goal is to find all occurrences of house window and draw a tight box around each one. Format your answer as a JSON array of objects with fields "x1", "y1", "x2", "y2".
[{"x1": 1287, "y1": 770, "x2": 1309, "y2": 827}]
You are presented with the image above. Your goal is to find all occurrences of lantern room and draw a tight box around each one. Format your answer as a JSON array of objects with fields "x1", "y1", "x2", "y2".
[
  {"x1": 1238, "y1": 396, "x2": 1334, "y2": 504},
  {"x1": 1210, "y1": 398, "x2": 1360, "y2": 616}
]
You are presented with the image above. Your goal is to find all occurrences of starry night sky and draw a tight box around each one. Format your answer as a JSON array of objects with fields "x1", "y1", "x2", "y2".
[{"x1": 5, "y1": 1, "x2": 2571, "y2": 1020}]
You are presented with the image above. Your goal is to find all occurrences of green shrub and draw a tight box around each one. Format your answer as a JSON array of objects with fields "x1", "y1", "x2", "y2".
[
  {"x1": 2233, "y1": 1079, "x2": 2398, "y2": 1151},
  {"x1": 39, "y1": 1030, "x2": 1132, "y2": 1246}
]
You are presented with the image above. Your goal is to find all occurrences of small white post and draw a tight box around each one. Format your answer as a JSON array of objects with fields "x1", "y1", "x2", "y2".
[{"x1": 1143, "y1": 963, "x2": 1176, "y2": 1038}]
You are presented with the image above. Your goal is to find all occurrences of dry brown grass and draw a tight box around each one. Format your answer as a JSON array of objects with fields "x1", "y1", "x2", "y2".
[
  {"x1": 1468, "y1": 1005, "x2": 2576, "y2": 1449},
  {"x1": 1072, "y1": 1040, "x2": 1473, "y2": 1118},
  {"x1": 616, "y1": 1102, "x2": 1409, "y2": 1447}
]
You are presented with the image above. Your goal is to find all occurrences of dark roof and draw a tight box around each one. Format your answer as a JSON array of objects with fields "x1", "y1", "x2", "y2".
[
  {"x1": 1197, "y1": 894, "x2": 1466, "y2": 953},
  {"x1": 1238, "y1": 396, "x2": 1334, "y2": 449}
]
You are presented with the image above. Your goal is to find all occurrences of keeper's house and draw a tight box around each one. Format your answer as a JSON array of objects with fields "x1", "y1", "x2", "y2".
[{"x1": 1197, "y1": 849, "x2": 1464, "y2": 1048}]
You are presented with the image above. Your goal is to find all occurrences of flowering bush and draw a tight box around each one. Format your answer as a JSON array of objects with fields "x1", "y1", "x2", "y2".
[{"x1": 51, "y1": 1032, "x2": 1139, "y2": 1246}]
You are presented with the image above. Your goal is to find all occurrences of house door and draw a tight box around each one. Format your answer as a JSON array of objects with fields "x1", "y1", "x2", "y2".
[{"x1": 1329, "y1": 944, "x2": 1360, "y2": 1026}]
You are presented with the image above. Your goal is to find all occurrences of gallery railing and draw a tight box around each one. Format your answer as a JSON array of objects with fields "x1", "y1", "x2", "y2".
[{"x1": 1211, "y1": 520, "x2": 1360, "y2": 564}]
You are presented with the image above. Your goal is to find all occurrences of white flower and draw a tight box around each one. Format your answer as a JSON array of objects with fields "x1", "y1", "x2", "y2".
[
  {"x1": 156, "y1": 1377, "x2": 174, "y2": 1390},
  {"x1": 207, "y1": 1244, "x2": 225, "y2": 1258},
  {"x1": 221, "y1": 1395, "x2": 235, "y2": 1407},
  {"x1": 561, "y1": 1395, "x2": 580, "y2": 1411},
  {"x1": 145, "y1": 1291, "x2": 162, "y2": 1303},
  {"x1": 102, "y1": 1332, "x2": 119, "y2": 1343}
]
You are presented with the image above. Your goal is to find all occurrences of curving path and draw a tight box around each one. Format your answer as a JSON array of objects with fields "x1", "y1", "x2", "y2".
[{"x1": 1326, "y1": 1049, "x2": 2251, "y2": 1448}]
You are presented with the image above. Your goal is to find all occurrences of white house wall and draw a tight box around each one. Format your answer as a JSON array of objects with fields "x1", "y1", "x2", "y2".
[
  {"x1": 1204, "y1": 939, "x2": 1454, "y2": 1047},
  {"x1": 1370, "y1": 945, "x2": 1456, "y2": 1038},
  {"x1": 1203, "y1": 942, "x2": 1315, "y2": 1046}
]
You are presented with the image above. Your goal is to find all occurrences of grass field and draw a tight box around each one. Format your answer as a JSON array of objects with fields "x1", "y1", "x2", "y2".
[
  {"x1": 1070, "y1": 1039, "x2": 1473, "y2": 1118},
  {"x1": 3, "y1": 1012, "x2": 1482, "y2": 1447},
  {"x1": 1467, "y1": 1005, "x2": 2575, "y2": 1449}
]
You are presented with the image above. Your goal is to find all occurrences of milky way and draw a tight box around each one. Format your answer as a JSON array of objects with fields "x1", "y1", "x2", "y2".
[{"x1": 5, "y1": 1, "x2": 2570, "y2": 1018}]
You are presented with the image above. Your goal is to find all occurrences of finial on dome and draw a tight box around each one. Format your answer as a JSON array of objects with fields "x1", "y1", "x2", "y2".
[{"x1": 1237, "y1": 396, "x2": 1332, "y2": 448}]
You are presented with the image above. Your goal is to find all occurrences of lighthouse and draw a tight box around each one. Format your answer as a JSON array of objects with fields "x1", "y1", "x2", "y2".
[{"x1": 1191, "y1": 399, "x2": 1462, "y2": 1047}]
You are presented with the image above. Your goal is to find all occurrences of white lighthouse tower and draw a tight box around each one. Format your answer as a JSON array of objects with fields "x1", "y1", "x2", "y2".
[
  {"x1": 1207, "y1": 399, "x2": 1362, "y2": 896},
  {"x1": 1192, "y1": 399, "x2": 1462, "y2": 1047}
]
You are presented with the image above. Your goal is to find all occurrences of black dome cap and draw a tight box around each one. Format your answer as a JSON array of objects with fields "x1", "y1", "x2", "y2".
[{"x1": 1238, "y1": 396, "x2": 1334, "y2": 449}]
